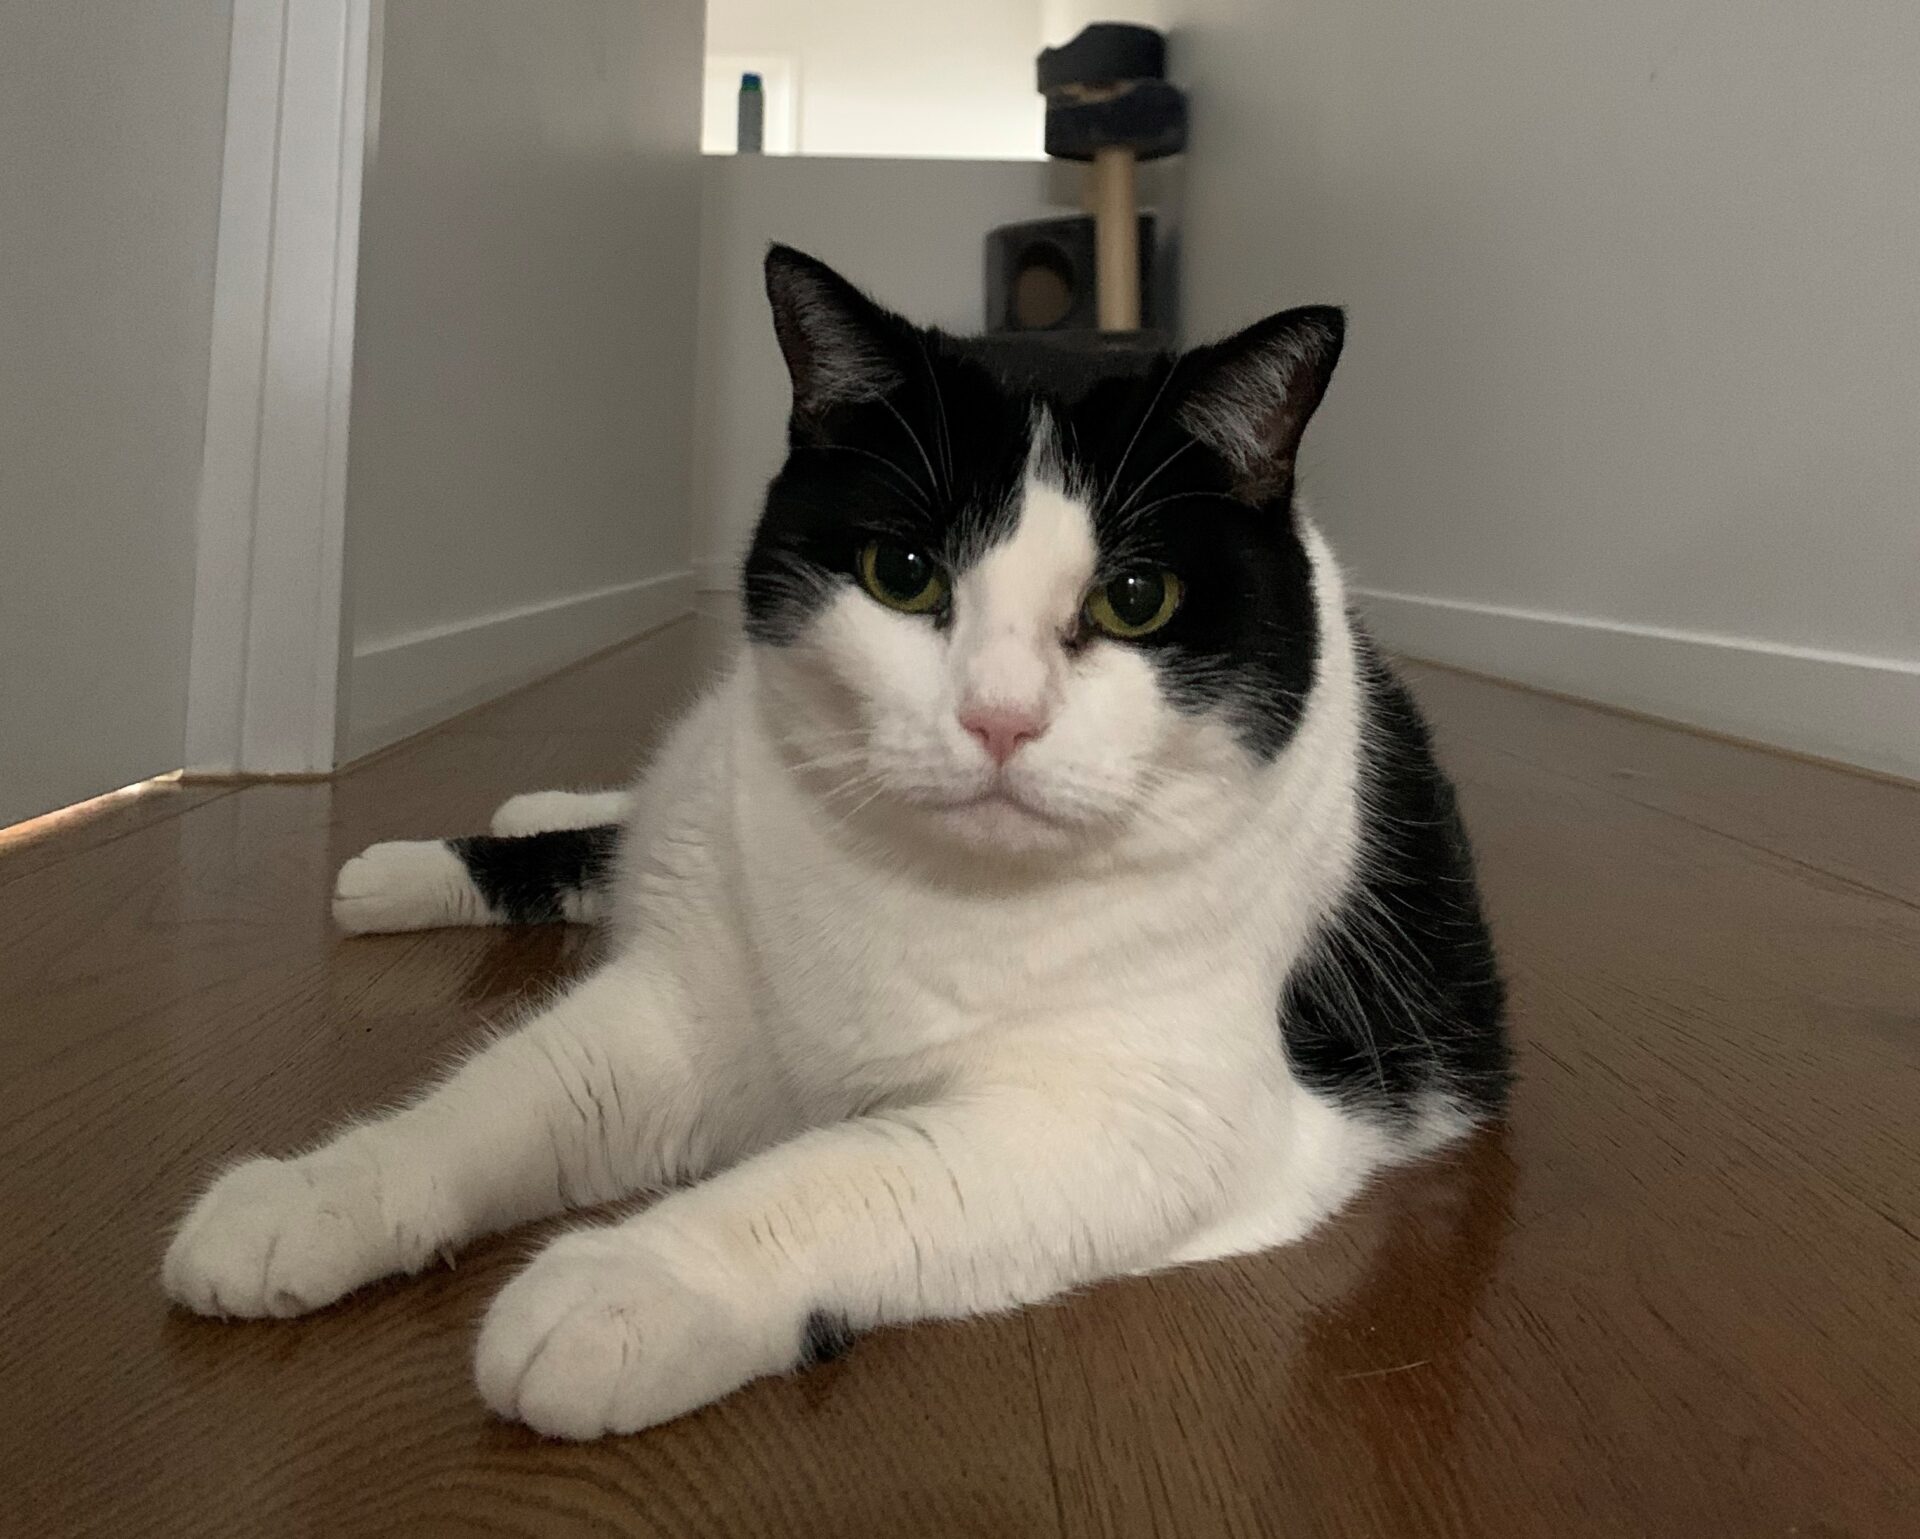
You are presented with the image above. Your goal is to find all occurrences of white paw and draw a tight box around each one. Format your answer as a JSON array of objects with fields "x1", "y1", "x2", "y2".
[
  {"x1": 332, "y1": 840, "x2": 480, "y2": 934},
  {"x1": 490, "y1": 790, "x2": 630, "y2": 837},
  {"x1": 473, "y1": 1231, "x2": 787, "y2": 1439},
  {"x1": 163, "y1": 1153, "x2": 420, "y2": 1318}
]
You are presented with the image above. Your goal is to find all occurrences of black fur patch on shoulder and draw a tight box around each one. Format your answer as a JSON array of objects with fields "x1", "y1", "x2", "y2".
[
  {"x1": 448, "y1": 825, "x2": 620, "y2": 925},
  {"x1": 1279, "y1": 632, "x2": 1509, "y2": 1121},
  {"x1": 798, "y1": 1308, "x2": 856, "y2": 1369}
]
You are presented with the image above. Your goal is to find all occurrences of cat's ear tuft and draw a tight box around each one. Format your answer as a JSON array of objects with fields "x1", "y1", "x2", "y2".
[
  {"x1": 1175, "y1": 306, "x2": 1345, "y2": 501},
  {"x1": 764, "y1": 245, "x2": 906, "y2": 422}
]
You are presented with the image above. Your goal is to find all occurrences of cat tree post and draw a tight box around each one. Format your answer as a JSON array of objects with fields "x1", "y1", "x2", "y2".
[{"x1": 1090, "y1": 146, "x2": 1140, "y2": 331}]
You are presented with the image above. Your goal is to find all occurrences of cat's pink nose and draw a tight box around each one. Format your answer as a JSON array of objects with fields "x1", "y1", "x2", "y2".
[{"x1": 959, "y1": 703, "x2": 1048, "y2": 766}]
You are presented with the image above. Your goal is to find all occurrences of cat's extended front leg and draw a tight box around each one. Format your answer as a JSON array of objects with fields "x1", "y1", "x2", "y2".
[
  {"x1": 473, "y1": 1035, "x2": 1240, "y2": 1438},
  {"x1": 163, "y1": 955, "x2": 772, "y2": 1318}
]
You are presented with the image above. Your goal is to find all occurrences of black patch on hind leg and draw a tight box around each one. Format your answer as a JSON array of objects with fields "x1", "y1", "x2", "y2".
[
  {"x1": 799, "y1": 1309, "x2": 856, "y2": 1369},
  {"x1": 448, "y1": 825, "x2": 620, "y2": 924}
]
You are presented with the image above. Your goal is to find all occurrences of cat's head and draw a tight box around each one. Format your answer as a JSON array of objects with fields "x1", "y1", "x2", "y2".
[{"x1": 743, "y1": 245, "x2": 1344, "y2": 864}]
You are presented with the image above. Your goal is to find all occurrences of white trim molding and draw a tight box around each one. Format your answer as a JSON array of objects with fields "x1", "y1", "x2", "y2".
[
  {"x1": 1357, "y1": 587, "x2": 1920, "y2": 781},
  {"x1": 340, "y1": 570, "x2": 698, "y2": 763},
  {"x1": 186, "y1": 0, "x2": 377, "y2": 775}
]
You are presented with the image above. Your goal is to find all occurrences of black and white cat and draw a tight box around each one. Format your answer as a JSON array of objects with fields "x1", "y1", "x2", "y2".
[{"x1": 165, "y1": 247, "x2": 1507, "y2": 1439}]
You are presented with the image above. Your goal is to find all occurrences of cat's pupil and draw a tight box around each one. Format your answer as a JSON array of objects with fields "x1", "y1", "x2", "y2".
[
  {"x1": 875, "y1": 544, "x2": 930, "y2": 599},
  {"x1": 1108, "y1": 572, "x2": 1166, "y2": 629}
]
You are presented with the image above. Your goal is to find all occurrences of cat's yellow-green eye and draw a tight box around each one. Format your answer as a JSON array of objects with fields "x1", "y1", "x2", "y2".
[
  {"x1": 1084, "y1": 569, "x2": 1182, "y2": 639},
  {"x1": 858, "y1": 540, "x2": 948, "y2": 614}
]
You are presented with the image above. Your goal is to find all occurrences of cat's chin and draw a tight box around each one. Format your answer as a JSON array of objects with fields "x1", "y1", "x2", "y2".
[{"x1": 913, "y1": 786, "x2": 1092, "y2": 857}]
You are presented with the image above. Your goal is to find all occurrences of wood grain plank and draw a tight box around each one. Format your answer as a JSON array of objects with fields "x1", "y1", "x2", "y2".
[{"x1": 1402, "y1": 660, "x2": 1920, "y2": 907}]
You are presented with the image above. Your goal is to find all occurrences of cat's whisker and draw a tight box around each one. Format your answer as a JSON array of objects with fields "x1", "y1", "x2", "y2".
[
  {"x1": 837, "y1": 781, "x2": 891, "y2": 824},
  {"x1": 916, "y1": 335, "x2": 954, "y2": 494},
  {"x1": 781, "y1": 749, "x2": 869, "y2": 776},
  {"x1": 782, "y1": 738, "x2": 870, "y2": 759},
  {"x1": 812, "y1": 764, "x2": 888, "y2": 804},
  {"x1": 1112, "y1": 490, "x2": 1248, "y2": 530},
  {"x1": 1109, "y1": 440, "x2": 1198, "y2": 523},
  {"x1": 877, "y1": 398, "x2": 940, "y2": 505},
  {"x1": 808, "y1": 443, "x2": 933, "y2": 512},
  {"x1": 779, "y1": 725, "x2": 872, "y2": 744},
  {"x1": 1101, "y1": 357, "x2": 1182, "y2": 514}
]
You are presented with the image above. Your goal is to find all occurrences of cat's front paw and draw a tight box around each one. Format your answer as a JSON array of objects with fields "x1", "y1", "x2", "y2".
[
  {"x1": 162, "y1": 1153, "x2": 422, "y2": 1318},
  {"x1": 473, "y1": 1230, "x2": 788, "y2": 1439}
]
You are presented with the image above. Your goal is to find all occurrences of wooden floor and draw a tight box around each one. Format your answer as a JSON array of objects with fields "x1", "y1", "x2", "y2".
[{"x1": 6, "y1": 617, "x2": 1917, "y2": 1539}]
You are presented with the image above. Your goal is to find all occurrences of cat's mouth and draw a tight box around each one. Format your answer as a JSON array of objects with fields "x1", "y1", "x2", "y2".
[{"x1": 920, "y1": 783, "x2": 1073, "y2": 828}]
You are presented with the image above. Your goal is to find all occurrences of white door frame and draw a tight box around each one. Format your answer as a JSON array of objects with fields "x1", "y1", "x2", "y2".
[{"x1": 185, "y1": 0, "x2": 378, "y2": 775}]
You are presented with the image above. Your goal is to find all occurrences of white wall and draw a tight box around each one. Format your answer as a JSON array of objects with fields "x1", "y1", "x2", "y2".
[
  {"x1": 1040, "y1": 0, "x2": 1166, "y2": 45},
  {"x1": 705, "y1": 0, "x2": 1045, "y2": 159},
  {"x1": 0, "y1": 3, "x2": 233, "y2": 825},
  {"x1": 341, "y1": 0, "x2": 705, "y2": 759},
  {"x1": 1170, "y1": 1, "x2": 1920, "y2": 778},
  {"x1": 692, "y1": 156, "x2": 1073, "y2": 584}
]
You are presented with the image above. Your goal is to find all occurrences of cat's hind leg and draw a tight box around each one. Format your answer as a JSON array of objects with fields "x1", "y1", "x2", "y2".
[
  {"x1": 332, "y1": 825, "x2": 620, "y2": 933},
  {"x1": 491, "y1": 788, "x2": 634, "y2": 837}
]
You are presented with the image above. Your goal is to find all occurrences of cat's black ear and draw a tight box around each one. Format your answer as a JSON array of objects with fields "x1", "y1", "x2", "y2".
[
  {"x1": 764, "y1": 245, "x2": 906, "y2": 423},
  {"x1": 1175, "y1": 306, "x2": 1345, "y2": 501}
]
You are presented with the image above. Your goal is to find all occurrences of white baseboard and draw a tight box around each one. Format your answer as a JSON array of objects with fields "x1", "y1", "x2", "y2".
[
  {"x1": 1355, "y1": 588, "x2": 1920, "y2": 781},
  {"x1": 342, "y1": 570, "x2": 696, "y2": 762}
]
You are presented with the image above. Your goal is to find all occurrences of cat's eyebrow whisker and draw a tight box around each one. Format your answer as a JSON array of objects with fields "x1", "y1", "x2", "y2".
[
  {"x1": 1101, "y1": 358, "x2": 1182, "y2": 514},
  {"x1": 916, "y1": 335, "x2": 954, "y2": 494},
  {"x1": 877, "y1": 398, "x2": 941, "y2": 505},
  {"x1": 1113, "y1": 490, "x2": 1247, "y2": 530},
  {"x1": 1109, "y1": 440, "x2": 1198, "y2": 524},
  {"x1": 807, "y1": 443, "x2": 933, "y2": 513}
]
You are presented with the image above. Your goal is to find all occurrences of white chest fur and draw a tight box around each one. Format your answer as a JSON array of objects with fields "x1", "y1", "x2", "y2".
[{"x1": 611, "y1": 526, "x2": 1365, "y2": 1113}]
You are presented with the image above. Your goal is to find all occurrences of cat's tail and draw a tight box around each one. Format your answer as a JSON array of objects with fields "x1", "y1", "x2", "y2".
[{"x1": 333, "y1": 789, "x2": 630, "y2": 934}]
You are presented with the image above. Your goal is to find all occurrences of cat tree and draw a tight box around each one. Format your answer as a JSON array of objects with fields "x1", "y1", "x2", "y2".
[{"x1": 977, "y1": 23, "x2": 1188, "y2": 389}]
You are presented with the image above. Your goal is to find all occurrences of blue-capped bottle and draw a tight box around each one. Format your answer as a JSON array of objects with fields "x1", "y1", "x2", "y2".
[{"x1": 737, "y1": 72, "x2": 764, "y2": 154}]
